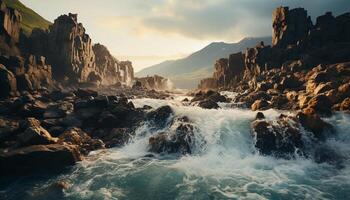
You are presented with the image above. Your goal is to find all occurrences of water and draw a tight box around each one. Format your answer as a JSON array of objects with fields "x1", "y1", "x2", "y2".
[{"x1": 1, "y1": 96, "x2": 350, "y2": 200}]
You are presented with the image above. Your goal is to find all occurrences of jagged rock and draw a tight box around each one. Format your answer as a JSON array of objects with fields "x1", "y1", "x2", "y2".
[
  {"x1": 0, "y1": 64, "x2": 17, "y2": 98},
  {"x1": 251, "y1": 114, "x2": 303, "y2": 158},
  {"x1": 149, "y1": 117, "x2": 197, "y2": 154},
  {"x1": 44, "y1": 102, "x2": 73, "y2": 119},
  {"x1": 147, "y1": 106, "x2": 173, "y2": 128},
  {"x1": 99, "y1": 128, "x2": 131, "y2": 148},
  {"x1": 17, "y1": 118, "x2": 58, "y2": 146},
  {"x1": 272, "y1": 7, "x2": 312, "y2": 47},
  {"x1": 0, "y1": 1, "x2": 21, "y2": 42},
  {"x1": 0, "y1": 144, "x2": 82, "y2": 175},
  {"x1": 58, "y1": 127, "x2": 104, "y2": 155}
]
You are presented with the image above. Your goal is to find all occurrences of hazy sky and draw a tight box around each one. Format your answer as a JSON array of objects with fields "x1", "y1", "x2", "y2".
[{"x1": 22, "y1": 0, "x2": 349, "y2": 72}]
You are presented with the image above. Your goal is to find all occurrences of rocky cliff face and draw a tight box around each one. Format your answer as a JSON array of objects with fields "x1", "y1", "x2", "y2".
[
  {"x1": 272, "y1": 7, "x2": 312, "y2": 48},
  {"x1": 25, "y1": 14, "x2": 134, "y2": 86},
  {"x1": 199, "y1": 7, "x2": 350, "y2": 92},
  {"x1": 0, "y1": 0, "x2": 21, "y2": 55},
  {"x1": 0, "y1": 2, "x2": 54, "y2": 98}
]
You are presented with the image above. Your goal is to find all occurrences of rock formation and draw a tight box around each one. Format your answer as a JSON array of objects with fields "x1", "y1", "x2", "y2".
[
  {"x1": 135, "y1": 75, "x2": 173, "y2": 90},
  {"x1": 0, "y1": 0, "x2": 21, "y2": 55},
  {"x1": 198, "y1": 52, "x2": 245, "y2": 90},
  {"x1": 24, "y1": 13, "x2": 134, "y2": 85},
  {"x1": 272, "y1": 7, "x2": 312, "y2": 48}
]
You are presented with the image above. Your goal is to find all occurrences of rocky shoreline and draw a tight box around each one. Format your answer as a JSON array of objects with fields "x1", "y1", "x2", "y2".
[{"x1": 0, "y1": 2, "x2": 349, "y2": 197}]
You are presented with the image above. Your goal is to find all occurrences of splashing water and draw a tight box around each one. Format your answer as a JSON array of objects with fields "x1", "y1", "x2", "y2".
[{"x1": 1, "y1": 96, "x2": 350, "y2": 200}]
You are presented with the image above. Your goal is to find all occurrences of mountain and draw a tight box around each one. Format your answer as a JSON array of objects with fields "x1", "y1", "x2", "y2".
[
  {"x1": 136, "y1": 37, "x2": 271, "y2": 89},
  {"x1": 3, "y1": 0, "x2": 51, "y2": 35}
]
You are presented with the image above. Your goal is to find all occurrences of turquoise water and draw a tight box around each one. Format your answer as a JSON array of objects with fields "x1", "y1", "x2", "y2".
[{"x1": 1, "y1": 97, "x2": 350, "y2": 200}]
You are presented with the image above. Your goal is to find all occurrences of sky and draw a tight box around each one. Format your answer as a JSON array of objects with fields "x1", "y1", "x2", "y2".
[{"x1": 22, "y1": 0, "x2": 349, "y2": 72}]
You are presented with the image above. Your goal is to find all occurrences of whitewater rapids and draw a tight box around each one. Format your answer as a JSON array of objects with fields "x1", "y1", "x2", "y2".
[{"x1": 2, "y1": 95, "x2": 350, "y2": 200}]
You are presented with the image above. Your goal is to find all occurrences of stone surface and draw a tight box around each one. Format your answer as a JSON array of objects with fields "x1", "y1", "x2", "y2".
[{"x1": 0, "y1": 144, "x2": 81, "y2": 175}]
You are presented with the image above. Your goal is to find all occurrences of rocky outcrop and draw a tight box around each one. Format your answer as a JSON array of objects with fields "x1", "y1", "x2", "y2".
[
  {"x1": 0, "y1": 144, "x2": 81, "y2": 175},
  {"x1": 0, "y1": 0, "x2": 21, "y2": 55},
  {"x1": 24, "y1": 14, "x2": 134, "y2": 86},
  {"x1": 272, "y1": 7, "x2": 312, "y2": 48},
  {"x1": 135, "y1": 75, "x2": 173, "y2": 90},
  {"x1": 198, "y1": 52, "x2": 245, "y2": 90},
  {"x1": 0, "y1": 0, "x2": 21, "y2": 42},
  {"x1": 0, "y1": 64, "x2": 17, "y2": 98},
  {"x1": 0, "y1": 54, "x2": 54, "y2": 98}
]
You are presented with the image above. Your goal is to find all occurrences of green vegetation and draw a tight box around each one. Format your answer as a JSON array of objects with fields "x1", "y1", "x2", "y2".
[{"x1": 3, "y1": 0, "x2": 51, "y2": 36}]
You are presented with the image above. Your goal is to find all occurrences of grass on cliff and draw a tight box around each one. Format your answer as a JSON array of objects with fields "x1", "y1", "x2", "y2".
[{"x1": 3, "y1": 0, "x2": 52, "y2": 36}]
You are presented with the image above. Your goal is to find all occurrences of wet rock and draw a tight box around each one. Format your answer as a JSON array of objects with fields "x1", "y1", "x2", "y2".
[
  {"x1": 251, "y1": 115, "x2": 303, "y2": 158},
  {"x1": 251, "y1": 99, "x2": 269, "y2": 111},
  {"x1": 17, "y1": 118, "x2": 58, "y2": 146},
  {"x1": 296, "y1": 111, "x2": 333, "y2": 140},
  {"x1": 0, "y1": 144, "x2": 82, "y2": 175},
  {"x1": 97, "y1": 111, "x2": 120, "y2": 128},
  {"x1": 255, "y1": 112, "x2": 265, "y2": 120},
  {"x1": 147, "y1": 105, "x2": 173, "y2": 128},
  {"x1": 58, "y1": 127, "x2": 104, "y2": 155},
  {"x1": 314, "y1": 82, "x2": 334, "y2": 95},
  {"x1": 101, "y1": 128, "x2": 131, "y2": 148},
  {"x1": 149, "y1": 118, "x2": 197, "y2": 154},
  {"x1": 21, "y1": 100, "x2": 48, "y2": 118},
  {"x1": 198, "y1": 99, "x2": 219, "y2": 109}
]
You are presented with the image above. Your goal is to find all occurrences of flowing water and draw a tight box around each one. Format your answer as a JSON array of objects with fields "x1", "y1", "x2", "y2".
[{"x1": 1, "y1": 95, "x2": 350, "y2": 200}]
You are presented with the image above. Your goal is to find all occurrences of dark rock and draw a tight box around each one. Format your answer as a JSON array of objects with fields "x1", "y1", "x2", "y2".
[
  {"x1": 75, "y1": 88, "x2": 98, "y2": 98},
  {"x1": 149, "y1": 118, "x2": 197, "y2": 154},
  {"x1": 255, "y1": 112, "x2": 265, "y2": 120},
  {"x1": 198, "y1": 99, "x2": 219, "y2": 109},
  {"x1": 0, "y1": 64, "x2": 17, "y2": 98},
  {"x1": 58, "y1": 127, "x2": 104, "y2": 155},
  {"x1": 147, "y1": 105, "x2": 173, "y2": 128},
  {"x1": 251, "y1": 115, "x2": 303, "y2": 158},
  {"x1": 307, "y1": 95, "x2": 332, "y2": 115},
  {"x1": 0, "y1": 144, "x2": 82, "y2": 175}
]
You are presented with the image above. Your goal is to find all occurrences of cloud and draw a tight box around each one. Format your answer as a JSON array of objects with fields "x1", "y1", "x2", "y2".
[{"x1": 134, "y1": 0, "x2": 350, "y2": 40}]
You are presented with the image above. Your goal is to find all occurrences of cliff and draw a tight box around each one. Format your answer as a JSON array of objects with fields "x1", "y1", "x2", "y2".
[
  {"x1": 198, "y1": 6, "x2": 350, "y2": 114},
  {"x1": 25, "y1": 13, "x2": 134, "y2": 85}
]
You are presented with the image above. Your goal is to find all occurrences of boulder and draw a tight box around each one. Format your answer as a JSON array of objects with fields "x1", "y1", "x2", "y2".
[
  {"x1": 198, "y1": 99, "x2": 219, "y2": 109},
  {"x1": 58, "y1": 127, "x2": 104, "y2": 155},
  {"x1": 251, "y1": 99, "x2": 269, "y2": 111},
  {"x1": 147, "y1": 106, "x2": 173, "y2": 128},
  {"x1": 0, "y1": 144, "x2": 81, "y2": 175},
  {"x1": 149, "y1": 117, "x2": 197, "y2": 154},
  {"x1": 17, "y1": 118, "x2": 58, "y2": 146},
  {"x1": 307, "y1": 95, "x2": 332, "y2": 115},
  {"x1": 251, "y1": 114, "x2": 303, "y2": 158},
  {"x1": 0, "y1": 117, "x2": 19, "y2": 141}
]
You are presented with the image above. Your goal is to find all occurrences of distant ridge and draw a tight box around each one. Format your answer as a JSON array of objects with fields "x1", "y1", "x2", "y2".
[{"x1": 136, "y1": 37, "x2": 271, "y2": 88}]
